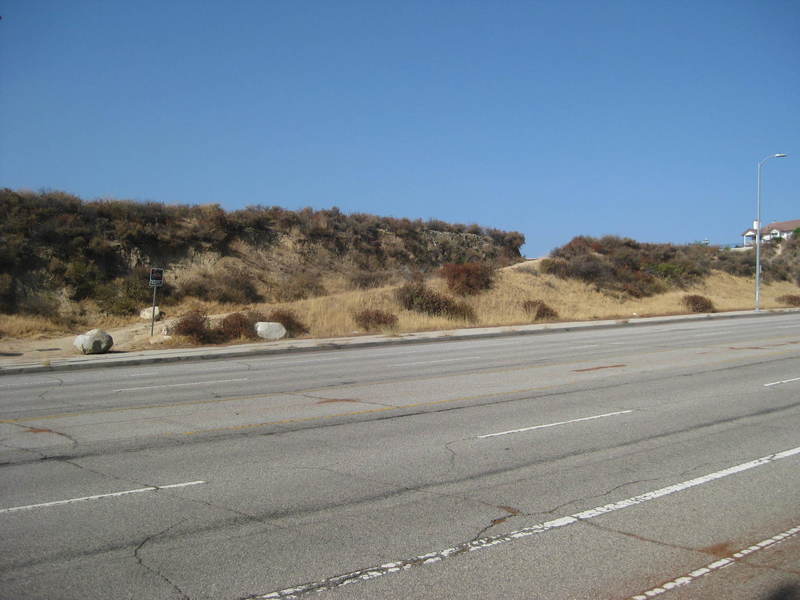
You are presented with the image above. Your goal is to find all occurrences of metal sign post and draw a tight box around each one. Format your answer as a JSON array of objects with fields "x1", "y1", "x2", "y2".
[{"x1": 149, "y1": 268, "x2": 164, "y2": 336}]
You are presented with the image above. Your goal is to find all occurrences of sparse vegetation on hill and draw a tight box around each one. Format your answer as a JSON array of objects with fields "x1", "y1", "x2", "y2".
[
  {"x1": 2, "y1": 189, "x2": 799, "y2": 354},
  {"x1": 540, "y1": 235, "x2": 800, "y2": 298},
  {"x1": 0, "y1": 189, "x2": 524, "y2": 318}
]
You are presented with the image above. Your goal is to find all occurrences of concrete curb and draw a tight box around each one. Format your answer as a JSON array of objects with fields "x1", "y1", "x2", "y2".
[{"x1": 1, "y1": 308, "x2": 797, "y2": 376}]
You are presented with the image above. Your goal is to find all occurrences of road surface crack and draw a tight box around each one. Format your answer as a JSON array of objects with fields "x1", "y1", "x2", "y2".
[
  {"x1": 292, "y1": 392, "x2": 395, "y2": 408},
  {"x1": 581, "y1": 520, "x2": 800, "y2": 577},
  {"x1": 471, "y1": 505, "x2": 525, "y2": 541},
  {"x1": 3, "y1": 421, "x2": 79, "y2": 446},
  {"x1": 443, "y1": 439, "x2": 463, "y2": 470},
  {"x1": 535, "y1": 478, "x2": 660, "y2": 517},
  {"x1": 134, "y1": 519, "x2": 191, "y2": 599},
  {"x1": 0, "y1": 440, "x2": 47, "y2": 461}
]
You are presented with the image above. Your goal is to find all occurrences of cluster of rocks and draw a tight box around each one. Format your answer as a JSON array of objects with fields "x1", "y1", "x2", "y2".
[{"x1": 73, "y1": 307, "x2": 289, "y2": 355}]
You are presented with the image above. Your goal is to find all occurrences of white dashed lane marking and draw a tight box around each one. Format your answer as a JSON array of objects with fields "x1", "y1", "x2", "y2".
[
  {"x1": 478, "y1": 410, "x2": 633, "y2": 438},
  {"x1": 0, "y1": 481, "x2": 206, "y2": 514},
  {"x1": 113, "y1": 378, "x2": 248, "y2": 392},
  {"x1": 764, "y1": 376, "x2": 800, "y2": 388}
]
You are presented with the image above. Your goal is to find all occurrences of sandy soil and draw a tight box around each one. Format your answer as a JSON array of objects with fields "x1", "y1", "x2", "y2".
[{"x1": 0, "y1": 318, "x2": 178, "y2": 363}]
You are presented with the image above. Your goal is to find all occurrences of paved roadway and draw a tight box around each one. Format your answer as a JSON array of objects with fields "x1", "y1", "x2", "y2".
[{"x1": 1, "y1": 314, "x2": 799, "y2": 600}]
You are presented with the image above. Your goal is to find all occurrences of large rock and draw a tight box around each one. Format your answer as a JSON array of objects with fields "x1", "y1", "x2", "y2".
[
  {"x1": 255, "y1": 322, "x2": 287, "y2": 341},
  {"x1": 73, "y1": 329, "x2": 114, "y2": 354},
  {"x1": 140, "y1": 306, "x2": 162, "y2": 321}
]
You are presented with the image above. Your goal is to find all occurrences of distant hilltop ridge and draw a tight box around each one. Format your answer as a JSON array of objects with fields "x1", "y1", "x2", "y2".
[{"x1": 0, "y1": 189, "x2": 524, "y2": 314}]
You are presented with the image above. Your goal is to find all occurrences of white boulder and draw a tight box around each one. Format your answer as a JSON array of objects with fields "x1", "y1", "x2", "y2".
[
  {"x1": 73, "y1": 329, "x2": 114, "y2": 354},
  {"x1": 140, "y1": 306, "x2": 162, "y2": 321},
  {"x1": 255, "y1": 322, "x2": 287, "y2": 341}
]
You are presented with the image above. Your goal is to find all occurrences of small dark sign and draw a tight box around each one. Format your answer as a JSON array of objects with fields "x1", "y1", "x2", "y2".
[{"x1": 149, "y1": 268, "x2": 164, "y2": 287}]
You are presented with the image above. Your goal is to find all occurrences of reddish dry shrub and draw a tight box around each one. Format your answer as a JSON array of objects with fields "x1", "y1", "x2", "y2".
[
  {"x1": 776, "y1": 294, "x2": 800, "y2": 307},
  {"x1": 439, "y1": 262, "x2": 495, "y2": 295},
  {"x1": 267, "y1": 309, "x2": 309, "y2": 337},
  {"x1": 521, "y1": 300, "x2": 558, "y2": 321},
  {"x1": 220, "y1": 312, "x2": 258, "y2": 340},
  {"x1": 173, "y1": 311, "x2": 217, "y2": 343},
  {"x1": 353, "y1": 309, "x2": 398, "y2": 331},
  {"x1": 682, "y1": 294, "x2": 715, "y2": 313},
  {"x1": 395, "y1": 282, "x2": 475, "y2": 321}
]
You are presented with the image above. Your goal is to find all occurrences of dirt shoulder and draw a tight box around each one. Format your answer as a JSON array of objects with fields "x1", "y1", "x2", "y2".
[{"x1": 0, "y1": 319, "x2": 176, "y2": 364}]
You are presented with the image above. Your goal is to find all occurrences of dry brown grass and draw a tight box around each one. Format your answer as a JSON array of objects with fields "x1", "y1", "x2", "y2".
[
  {"x1": 0, "y1": 314, "x2": 74, "y2": 339},
  {"x1": 2, "y1": 267, "x2": 798, "y2": 348},
  {"x1": 132, "y1": 267, "x2": 799, "y2": 339}
]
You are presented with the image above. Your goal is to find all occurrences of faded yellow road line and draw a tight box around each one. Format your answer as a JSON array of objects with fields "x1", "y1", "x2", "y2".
[
  {"x1": 181, "y1": 383, "x2": 558, "y2": 435},
  {"x1": 2, "y1": 346, "x2": 796, "y2": 429}
]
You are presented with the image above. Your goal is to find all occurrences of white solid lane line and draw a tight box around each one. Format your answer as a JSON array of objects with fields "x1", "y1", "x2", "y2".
[
  {"x1": 114, "y1": 378, "x2": 248, "y2": 392},
  {"x1": 764, "y1": 376, "x2": 800, "y2": 387},
  {"x1": 0, "y1": 481, "x2": 206, "y2": 514},
  {"x1": 255, "y1": 445, "x2": 800, "y2": 600},
  {"x1": 629, "y1": 524, "x2": 800, "y2": 599},
  {"x1": 478, "y1": 410, "x2": 633, "y2": 439}
]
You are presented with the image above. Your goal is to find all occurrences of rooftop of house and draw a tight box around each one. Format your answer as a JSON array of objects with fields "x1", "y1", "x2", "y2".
[{"x1": 741, "y1": 219, "x2": 800, "y2": 236}]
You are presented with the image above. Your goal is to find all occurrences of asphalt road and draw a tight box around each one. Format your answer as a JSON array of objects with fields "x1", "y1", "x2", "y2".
[{"x1": 1, "y1": 314, "x2": 799, "y2": 600}]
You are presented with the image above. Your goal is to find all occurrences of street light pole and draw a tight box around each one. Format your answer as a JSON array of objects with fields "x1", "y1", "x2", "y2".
[{"x1": 755, "y1": 153, "x2": 788, "y2": 312}]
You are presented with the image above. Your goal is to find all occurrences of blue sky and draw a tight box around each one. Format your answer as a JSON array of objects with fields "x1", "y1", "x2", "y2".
[{"x1": 1, "y1": 0, "x2": 797, "y2": 257}]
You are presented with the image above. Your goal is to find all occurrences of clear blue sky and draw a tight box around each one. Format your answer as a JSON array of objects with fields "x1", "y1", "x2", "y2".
[{"x1": 1, "y1": 0, "x2": 797, "y2": 257}]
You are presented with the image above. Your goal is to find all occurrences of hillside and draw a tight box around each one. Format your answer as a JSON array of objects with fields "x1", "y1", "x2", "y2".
[
  {"x1": 1, "y1": 190, "x2": 798, "y2": 351},
  {"x1": 0, "y1": 189, "x2": 524, "y2": 320}
]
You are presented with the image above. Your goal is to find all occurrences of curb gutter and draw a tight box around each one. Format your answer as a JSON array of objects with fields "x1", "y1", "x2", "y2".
[{"x1": 1, "y1": 309, "x2": 797, "y2": 376}]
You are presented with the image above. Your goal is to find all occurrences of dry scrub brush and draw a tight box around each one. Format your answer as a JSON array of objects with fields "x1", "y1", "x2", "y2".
[
  {"x1": 682, "y1": 294, "x2": 715, "y2": 313},
  {"x1": 352, "y1": 309, "x2": 399, "y2": 332},
  {"x1": 776, "y1": 294, "x2": 800, "y2": 307},
  {"x1": 395, "y1": 282, "x2": 475, "y2": 321},
  {"x1": 521, "y1": 300, "x2": 558, "y2": 321},
  {"x1": 439, "y1": 262, "x2": 495, "y2": 295},
  {"x1": 266, "y1": 309, "x2": 309, "y2": 337}
]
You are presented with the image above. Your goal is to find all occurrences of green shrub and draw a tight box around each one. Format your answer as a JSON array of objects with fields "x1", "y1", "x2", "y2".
[
  {"x1": 267, "y1": 309, "x2": 309, "y2": 337},
  {"x1": 439, "y1": 262, "x2": 495, "y2": 295},
  {"x1": 95, "y1": 269, "x2": 156, "y2": 315},
  {"x1": 542, "y1": 236, "x2": 722, "y2": 297},
  {"x1": 353, "y1": 309, "x2": 398, "y2": 331},
  {"x1": 521, "y1": 300, "x2": 558, "y2": 321},
  {"x1": 395, "y1": 282, "x2": 475, "y2": 321},
  {"x1": 682, "y1": 295, "x2": 715, "y2": 313}
]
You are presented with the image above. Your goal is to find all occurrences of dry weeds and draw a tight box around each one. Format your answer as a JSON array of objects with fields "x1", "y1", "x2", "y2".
[{"x1": 2, "y1": 267, "x2": 798, "y2": 349}]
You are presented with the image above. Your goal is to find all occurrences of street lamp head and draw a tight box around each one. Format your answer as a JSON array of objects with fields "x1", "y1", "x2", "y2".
[{"x1": 774, "y1": 153, "x2": 788, "y2": 158}]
